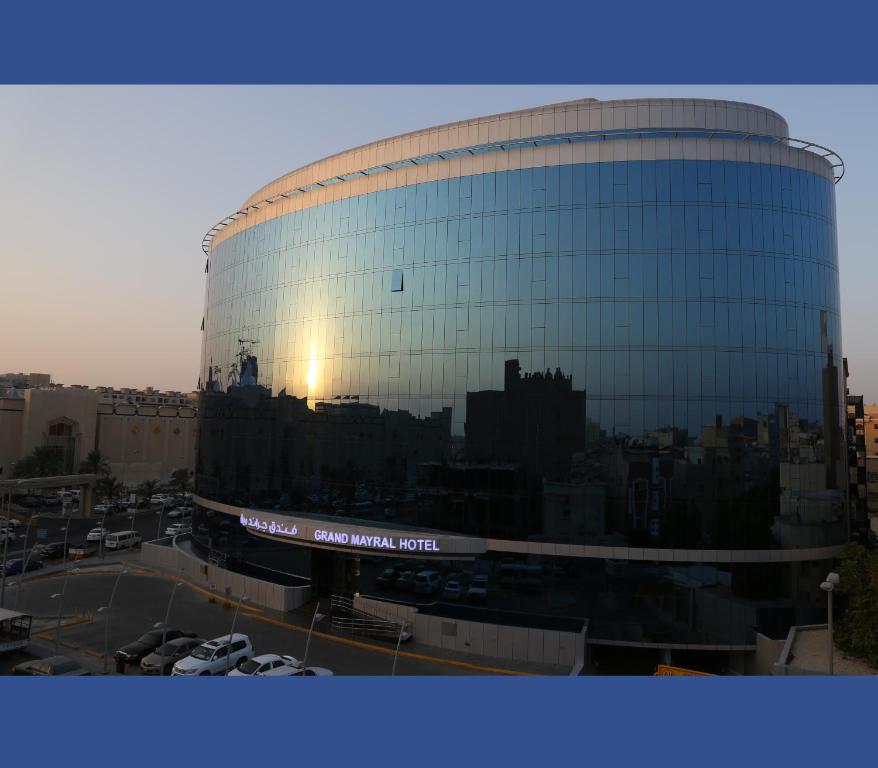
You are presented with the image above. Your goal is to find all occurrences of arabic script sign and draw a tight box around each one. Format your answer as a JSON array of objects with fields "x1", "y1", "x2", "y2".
[{"x1": 240, "y1": 513, "x2": 299, "y2": 539}]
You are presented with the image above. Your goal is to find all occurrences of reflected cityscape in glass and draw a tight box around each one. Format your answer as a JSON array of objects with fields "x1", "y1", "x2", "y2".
[{"x1": 194, "y1": 98, "x2": 846, "y2": 649}]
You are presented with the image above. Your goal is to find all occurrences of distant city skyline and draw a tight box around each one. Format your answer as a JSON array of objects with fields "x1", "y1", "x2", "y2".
[{"x1": 1, "y1": 85, "x2": 876, "y2": 400}]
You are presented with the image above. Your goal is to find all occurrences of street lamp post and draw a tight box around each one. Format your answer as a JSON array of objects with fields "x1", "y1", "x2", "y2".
[
  {"x1": 392, "y1": 621, "x2": 408, "y2": 676},
  {"x1": 61, "y1": 514, "x2": 72, "y2": 571},
  {"x1": 52, "y1": 566, "x2": 80, "y2": 654},
  {"x1": 225, "y1": 592, "x2": 248, "y2": 676},
  {"x1": 13, "y1": 512, "x2": 40, "y2": 612},
  {"x1": 99, "y1": 506, "x2": 109, "y2": 560},
  {"x1": 97, "y1": 568, "x2": 128, "y2": 674},
  {"x1": 155, "y1": 502, "x2": 165, "y2": 542},
  {"x1": 302, "y1": 601, "x2": 325, "y2": 672},
  {"x1": 158, "y1": 580, "x2": 183, "y2": 676},
  {"x1": 820, "y1": 571, "x2": 840, "y2": 676},
  {"x1": 0, "y1": 491, "x2": 12, "y2": 608}
]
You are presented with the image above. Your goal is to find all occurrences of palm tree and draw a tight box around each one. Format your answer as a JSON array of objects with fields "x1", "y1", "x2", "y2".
[
  {"x1": 96, "y1": 475, "x2": 124, "y2": 502},
  {"x1": 136, "y1": 479, "x2": 159, "y2": 505},
  {"x1": 78, "y1": 449, "x2": 111, "y2": 476},
  {"x1": 12, "y1": 445, "x2": 65, "y2": 478},
  {"x1": 170, "y1": 468, "x2": 192, "y2": 493}
]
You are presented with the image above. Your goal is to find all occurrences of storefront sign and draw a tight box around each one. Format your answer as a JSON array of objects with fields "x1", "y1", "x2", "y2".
[
  {"x1": 239, "y1": 513, "x2": 299, "y2": 539},
  {"x1": 312, "y1": 528, "x2": 440, "y2": 552}
]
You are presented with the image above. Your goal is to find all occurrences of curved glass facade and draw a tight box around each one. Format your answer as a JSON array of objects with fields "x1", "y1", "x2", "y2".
[{"x1": 195, "y1": 101, "x2": 846, "y2": 648}]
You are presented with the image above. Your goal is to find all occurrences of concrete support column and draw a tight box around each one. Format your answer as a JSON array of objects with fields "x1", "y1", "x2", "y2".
[{"x1": 80, "y1": 483, "x2": 94, "y2": 518}]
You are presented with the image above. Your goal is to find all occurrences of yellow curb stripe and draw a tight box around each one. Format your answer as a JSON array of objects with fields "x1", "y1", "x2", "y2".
[
  {"x1": 60, "y1": 641, "x2": 80, "y2": 650},
  {"x1": 244, "y1": 611, "x2": 534, "y2": 676},
  {"x1": 85, "y1": 650, "x2": 105, "y2": 659},
  {"x1": 24, "y1": 563, "x2": 534, "y2": 675}
]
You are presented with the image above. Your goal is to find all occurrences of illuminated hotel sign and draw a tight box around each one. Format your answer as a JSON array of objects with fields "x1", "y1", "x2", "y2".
[
  {"x1": 313, "y1": 529, "x2": 440, "y2": 552},
  {"x1": 235, "y1": 509, "x2": 483, "y2": 556},
  {"x1": 240, "y1": 514, "x2": 299, "y2": 539}
]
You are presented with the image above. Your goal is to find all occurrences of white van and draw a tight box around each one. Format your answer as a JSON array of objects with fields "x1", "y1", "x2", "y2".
[
  {"x1": 104, "y1": 530, "x2": 142, "y2": 550},
  {"x1": 414, "y1": 570, "x2": 442, "y2": 595}
]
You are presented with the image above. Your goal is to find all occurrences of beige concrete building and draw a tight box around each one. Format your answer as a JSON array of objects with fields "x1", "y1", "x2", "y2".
[
  {"x1": 0, "y1": 384, "x2": 197, "y2": 487},
  {"x1": 864, "y1": 403, "x2": 878, "y2": 456}
]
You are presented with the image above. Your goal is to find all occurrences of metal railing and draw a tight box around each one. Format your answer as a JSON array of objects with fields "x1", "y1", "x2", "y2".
[
  {"x1": 329, "y1": 594, "x2": 408, "y2": 642},
  {"x1": 201, "y1": 126, "x2": 845, "y2": 256}
]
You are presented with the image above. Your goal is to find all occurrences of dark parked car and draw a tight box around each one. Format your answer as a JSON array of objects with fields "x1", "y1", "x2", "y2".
[
  {"x1": 37, "y1": 542, "x2": 66, "y2": 559},
  {"x1": 140, "y1": 637, "x2": 205, "y2": 675},
  {"x1": 13, "y1": 655, "x2": 90, "y2": 676},
  {"x1": 3, "y1": 558, "x2": 43, "y2": 576},
  {"x1": 113, "y1": 628, "x2": 197, "y2": 664},
  {"x1": 376, "y1": 568, "x2": 398, "y2": 589}
]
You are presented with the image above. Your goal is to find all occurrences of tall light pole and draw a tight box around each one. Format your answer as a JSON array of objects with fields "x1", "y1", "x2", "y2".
[
  {"x1": 52, "y1": 566, "x2": 80, "y2": 654},
  {"x1": 0, "y1": 490, "x2": 12, "y2": 608},
  {"x1": 392, "y1": 621, "x2": 409, "y2": 676},
  {"x1": 97, "y1": 568, "x2": 128, "y2": 674},
  {"x1": 13, "y1": 512, "x2": 40, "y2": 612},
  {"x1": 820, "y1": 571, "x2": 840, "y2": 676},
  {"x1": 302, "y1": 601, "x2": 325, "y2": 672},
  {"x1": 98, "y1": 506, "x2": 109, "y2": 560},
  {"x1": 60, "y1": 513, "x2": 72, "y2": 571},
  {"x1": 225, "y1": 592, "x2": 248, "y2": 675},
  {"x1": 155, "y1": 501, "x2": 165, "y2": 542},
  {"x1": 157, "y1": 580, "x2": 183, "y2": 676}
]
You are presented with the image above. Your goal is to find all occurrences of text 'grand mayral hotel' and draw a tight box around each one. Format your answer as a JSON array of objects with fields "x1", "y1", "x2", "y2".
[{"x1": 180, "y1": 97, "x2": 847, "y2": 665}]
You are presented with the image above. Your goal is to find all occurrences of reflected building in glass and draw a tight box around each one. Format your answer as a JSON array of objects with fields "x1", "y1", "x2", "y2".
[{"x1": 194, "y1": 98, "x2": 847, "y2": 657}]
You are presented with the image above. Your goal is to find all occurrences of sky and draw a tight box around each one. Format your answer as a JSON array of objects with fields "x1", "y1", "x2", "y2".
[{"x1": 0, "y1": 85, "x2": 876, "y2": 400}]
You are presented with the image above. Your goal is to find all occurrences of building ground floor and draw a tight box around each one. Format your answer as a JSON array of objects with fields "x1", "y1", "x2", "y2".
[{"x1": 186, "y1": 495, "x2": 841, "y2": 661}]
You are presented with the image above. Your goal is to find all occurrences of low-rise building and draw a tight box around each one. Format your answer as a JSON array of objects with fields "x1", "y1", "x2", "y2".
[{"x1": 0, "y1": 381, "x2": 197, "y2": 486}]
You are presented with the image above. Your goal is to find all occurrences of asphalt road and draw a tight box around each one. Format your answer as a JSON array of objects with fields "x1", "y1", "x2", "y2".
[
  {"x1": 2, "y1": 502, "x2": 179, "y2": 565},
  {"x1": 2, "y1": 564, "x2": 544, "y2": 676}
]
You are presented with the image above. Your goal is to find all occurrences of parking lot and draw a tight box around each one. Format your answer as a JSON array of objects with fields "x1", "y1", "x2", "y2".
[{"x1": 1, "y1": 559, "x2": 561, "y2": 676}]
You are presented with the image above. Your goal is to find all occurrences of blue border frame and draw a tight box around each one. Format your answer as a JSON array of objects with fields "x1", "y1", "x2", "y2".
[
  {"x1": 3, "y1": 2, "x2": 877, "y2": 765},
  {"x1": 2, "y1": 0, "x2": 877, "y2": 84},
  {"x1": 3, "y1": 677, "x2": 874, "y2": 765}
]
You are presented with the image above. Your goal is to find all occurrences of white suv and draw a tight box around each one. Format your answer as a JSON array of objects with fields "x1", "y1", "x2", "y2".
[{"x1": 172, "y1": 634, "x2": 253, "y2": 676}]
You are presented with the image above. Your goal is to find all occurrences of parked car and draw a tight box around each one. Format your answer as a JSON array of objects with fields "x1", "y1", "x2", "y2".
[
  {"x1": 3, "y1": 518, "x2": 22, "y2": 529},
  {"x1": 290, "y1": 666, "x2": 335, "y2": 677},
  {"x1": 19, "y1": 496, "x2": 42, "y2": 509},
  {"x1": 414, "y1": 570, "x2": 442, "y2": 595},
  {"x1": 395, "y1": 570, "x2": 415, "y2": 591},
  {"x1": 442, "y1": 580, "x2": 463, "y2": 600},
  {"x1": 227, "y1": 654, "x2": 303, "y2": 677},
  {"x1": 165, "y1": 523, "x2": 191, "y2": 537},
  {"x1": 140, "y1": 637, "x2": 205, "y2": 675},
  {"x1": 466, "y1": 574, "x2": 489, "y2": 601},
  {"x1": 12, "y1": 655, "x2": 90, "y2": 676},
  {"x1": 167, "y1": 507, "x2": 193, "y2": 519},
  {"x1": 104, "y1": 531, "x2": 141, "y2": 550},
  {"x1": 3, "y1": 558, "x2": 43, "y2": 576},
  {"x1": 376, "y1": 568, "x2": 398, "y2": 589},
  {"x1": 172, "y1": 634, "x2": 253, "y2": 676},
  {"x1": 114, "y1": 628, "x2": 197, "y2": 664},
  {"x1": 68, "y1": 542, "x2": 97, "y2": 560},
  {"x1": 93, "y1": 503, "x2": 115, "y2": 516},
  {"x1": 86, "y1": 527, "x2": 108, "y2": 542},
  {"x1": 34, "y1": 542, "x2": 65, "y2": 559}
]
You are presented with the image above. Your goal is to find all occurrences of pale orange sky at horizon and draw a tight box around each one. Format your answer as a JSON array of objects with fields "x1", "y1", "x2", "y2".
[{"x1": 2, "y1": 85, "x2": 877, "y2": 399}]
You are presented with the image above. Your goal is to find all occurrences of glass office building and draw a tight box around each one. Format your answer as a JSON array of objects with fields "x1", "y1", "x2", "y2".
[{"x1": 194, "y1": 98, "x2": 846, "y2": 651}]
